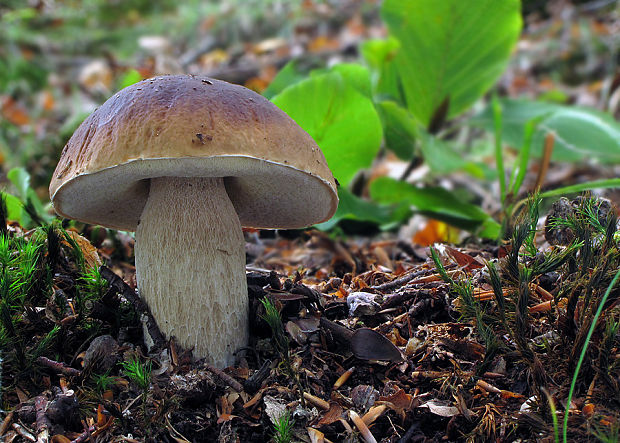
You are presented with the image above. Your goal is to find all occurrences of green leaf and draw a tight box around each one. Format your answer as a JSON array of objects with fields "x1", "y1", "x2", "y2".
[
  {"x1": 376, "y1": 100, "x2": 417, "y2": 160},
  {"x1": 316, "y1": 187, "x2": 410, "y2": 231},
  {"x1": 361, "y1": 37, "x2": 403, "y2": 102},
  {"x1": 7, "y1": 167, "x2": 30, "y2": 201},
  {"x1": 471, "y1": 99, "x2": 620, "y2": 162},
  {"x1": 118, "y1": 68, "x2": 142, "y2": 90},
  {"x1": 370, "y1": 177, "x2": 500, "y2": 238},
  {"x1": 381, "y1": 0, "x2": 521, "y2": 125},
  {"x1": 538, "y1": 178, "x2": 620, "y2": 199},
  {"x1": 6, "y1": 167, "x2": 53, "y2": 226},
  {"x1": 3, "y1": 193, "x2": 24, "y2": 224},
  {"x1": 318, "y1": 63, "x2": 372, "y2": 98},
  {"x1": 418, "y1": 131, "x2": 485, "y2": 176},
  {"x1": 263, "y1": 60, "x2": 309, "y2": 99},
  {"x1": 272, "y1": 72, "x2": 383, "y2": 187}
]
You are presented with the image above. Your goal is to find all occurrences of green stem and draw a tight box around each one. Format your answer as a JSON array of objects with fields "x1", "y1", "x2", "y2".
[
  {"x1": 563, "y1": 268, "x2": 620, "y2": 443},
  {"x1": 491, "y1": 94, "x2": 506, "y2": 203}
]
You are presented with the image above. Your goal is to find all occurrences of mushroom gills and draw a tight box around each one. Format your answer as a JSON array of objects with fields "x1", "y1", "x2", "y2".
[{"x1": 135, "y1": 176, "x2": 248, "y2": 367}]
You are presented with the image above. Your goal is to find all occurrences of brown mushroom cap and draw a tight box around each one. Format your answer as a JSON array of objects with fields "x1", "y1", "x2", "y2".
[{"x1": 50, "y1": 75, "x2": 338, "y2": 231}]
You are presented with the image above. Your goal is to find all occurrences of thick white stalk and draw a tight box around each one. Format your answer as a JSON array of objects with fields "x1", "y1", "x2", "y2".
[{"x1": 135, "y1": 176, "x2": 248, "y2": 367}]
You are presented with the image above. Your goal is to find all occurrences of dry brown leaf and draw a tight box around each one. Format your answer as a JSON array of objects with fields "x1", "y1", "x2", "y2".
[
  {"x1": 63, "y1": 230, "x2": 102, "y2": 270},
  {"x1": 316, "y1": 401, "x2": 344, "y2": 426}
]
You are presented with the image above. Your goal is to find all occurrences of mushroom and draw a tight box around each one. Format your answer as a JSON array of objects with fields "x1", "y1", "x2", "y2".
[{"x1": 49, "y1": 75, "x2": 338, "y2": 367}]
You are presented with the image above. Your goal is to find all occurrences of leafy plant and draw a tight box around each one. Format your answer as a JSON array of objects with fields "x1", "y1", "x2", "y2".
[
  {"x1": 272, "y1": 410, "x2": 294, "y2": 443},
  {"x1": 122, "y1": 355, "x2": 153, "y2": 422},
  {"x1": 4, "y1": 168, "x2": 54, "y2": 228},
  {"x1": 432, "y1": 195, "x2": 620, "y2": 441},
  {"x1": 122, "y1": 355, "x2": 152, "y2": 393},
  {"x1": 268, "y1": 0, "x2": 620, "y2": 240},
  {"x1": 260, "y1": 297, "x2": 306, "y2": 406}
]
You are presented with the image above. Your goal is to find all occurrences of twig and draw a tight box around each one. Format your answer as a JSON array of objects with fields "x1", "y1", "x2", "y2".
[
  {"x1": 70, "y1": 425, "x2": 96, "y2": 443},
  {"x1": 371, "y1": 270, "x2": 427, "y2": 292},
  {"x1": 244, "y1": 359, "x2": 272, "y2": 393},
  {"x1": 0, "y1": 411, "x2": 13, "y2": 436},
  {"x1": 349, "y1": 410, "x2": 377, "y2": 443},
  {"x1": 372, "y1": 271, "x2": 457, "y2": 292},
  {"x1": 34, "y1": 396, "x2": 51, "y2": 442},
  {"x1": 303, "y1": 392, "x2": 330, "y2": 410},
  {"x1": 99, "y1": 266, "x2": 166, "y2": 349},
  {"x1": 533, "y1": 133, "x2": 555, "y2": 192},
  {"x1": 333, "y1": 367, "x2": 355, "y2": 390},
  {"x1": 204, "y1": 364, "x2": 244, "y2": 392},
  {"x1": 12, "y1": 423, "x2": 35, "y2": 442},
  {"x1": 362, "y1": 404, "x2": 387, "y2": 426},
  {"x1": 36, "y1": 356, "x2": 81, "y2": 377}
]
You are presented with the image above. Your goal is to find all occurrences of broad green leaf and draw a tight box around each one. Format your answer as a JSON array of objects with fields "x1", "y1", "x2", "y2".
[
  {"x1": 6, "y1": 167, "x2": 53, "y2": 225},
  {"x1": 471, "y1": 99, "x2": 620, "y2": 162},
  {"x1": 316, "y1": 187, "x2": 411, "y2": 231},
  {"x1": 418, "y1": 131, "x2": 481, "y2": 176},
  {"x1": 381, "y1": 0, "x2": 521, "y2": 125},
  {"x1": 7, "y1": 167, "x2": 30, "y2": 201},
  {"x1": 361, "y1": 37, "x2": 403, "y2": 102},
  {"x1": 376, "y1": 101, "x2": 417, "y2": 160},
  {"x1": 319, "y1": 64, "x2": 372, "y2": 98},
  {"x1": 263, "y1": 60, "x2": 309, "y2": 99},
  {"x1": 3, "y1": 193, "x2": 24, "y2": 224},
  {"x1": 370, "y1": 176, "x2": 500, "y2": 238},
  {"x1": 272, "y1": 72, "x2": 383, "y2": 187}
]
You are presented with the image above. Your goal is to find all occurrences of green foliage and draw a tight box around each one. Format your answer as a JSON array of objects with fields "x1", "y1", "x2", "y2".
[
  {"x1": 376, "y1": 101, "x2": 417, "y2": 160},
  {"x1": 316, "y1": 187, "x2": 410, "y2": 231},
  {"x1": 563, "y1": 268, "x2": 620, "y2": 443},
  {"x1": 260, "y1": 297, "x2": 289, "y2": 360},
  {"x1": 267, "y1": 1, "x2": 620, "y2": 238},
  {"x1": 432, "y1": 195, "x2": 620, "y2": 440},
  {"x1": 370, "y1": 177, "x2": 501, "y2": 238},
  {"x1": 118, "y1": 68, "x2": 143, "y2": 90},
  {"x1": 381, "y1": 0, "x2": 522, "y2": 125},
  {"x1": 91, "y1": 371, "x2": 117, "y2": 395},
  {"x1": 0, "y1": 227, "x2": 49, "y2": 369},
  {"x1": 5, "y1": 168, "x2": 54, "y2": 228},
  {"x1": 272, "y1": 67, "x2": 383, "y2": 187},
  {"x1": 272, "y1": 410, "x2": 294, "y2": 443},
  {"x1": 260, "y1": 297, "x2": 306, "y2": 406},
  {"x1": 472, "y1": 99, "x2": 620, "y2": 162},
  {"x1": 122, "y1": 356, "x2": 152, "y2": 393}
]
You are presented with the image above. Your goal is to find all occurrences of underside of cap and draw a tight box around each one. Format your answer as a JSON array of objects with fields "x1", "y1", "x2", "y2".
[
  {"x1": 50, "y1": 75, "x2": 338, "y2": 229},
  {"x1": 51, "y1": 156, "x2": 337, "y2": 231}
]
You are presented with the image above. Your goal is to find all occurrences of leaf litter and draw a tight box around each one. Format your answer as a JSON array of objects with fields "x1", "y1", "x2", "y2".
[{"x1": 0, "y1": 194, "x2": 617, "y2": 442}]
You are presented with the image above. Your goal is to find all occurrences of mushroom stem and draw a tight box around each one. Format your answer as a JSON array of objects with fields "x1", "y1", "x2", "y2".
[{"x1": 135, "y1": 176, "x2": 248, "y2": 367}]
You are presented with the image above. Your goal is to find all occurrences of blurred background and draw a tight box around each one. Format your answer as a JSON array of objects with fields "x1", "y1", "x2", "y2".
[{"x1": 1, "y1": 0, "x2": 619, "y2": 238}]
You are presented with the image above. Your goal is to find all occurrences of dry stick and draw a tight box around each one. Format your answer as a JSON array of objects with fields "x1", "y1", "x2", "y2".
[
  {"x1": 303, "y1": 392, "x2": 330, "y2": 411},
  {"x1": 70, "y1": 425, "x2": 97, "y2": 443},
  {"x1": 12, "y1": 423, "x2": 35, "y2": 442},
  {"x1": 99, "y1": 266, "x2": 166, "y2": 348},
  {"x1": 349, "y1": 410, "x2": 377, "y2": 443},
  {"x1": 533, "y1": 133, "x2": 555, "y2": 192},
  {"x1": 372, "y1": 270, "x2": 457, "y2": 292},
  {"x1": 333, "y1": 367, "x2": 355, "y2": 390},
  {"x1": 204, "y1": 364, "x2": 244, "y2": 392},
  {"x1": 362, "y1": 404, "x2": 387, "y2": 426},
  {"x1": 34, "y1": 396, "x2": 51, "y2": 442},
  {"x1": 244, "y1": 359, "x2": 272, "y2": 393},
  {"x1": 36, "y1": 356, "x2": 82, "y2": 377},
  {"x1": 529, "y1": 300, "x2": 553, "y2": 313},
  {"x1": 0, "y1": 412, "x2": 13, "y2": 436},
  {"x1": 532, "y1": 283, "x2": 554, "y2": 301}
]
